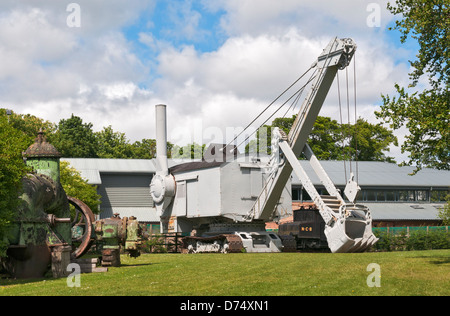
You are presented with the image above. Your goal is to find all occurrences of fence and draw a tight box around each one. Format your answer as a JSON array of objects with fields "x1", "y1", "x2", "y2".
[
  {"x1": 372, "y1": 226, "x2": 450, "y2": 251},
  {"x1": 373, "y1": 226, "x2": 449, "y2": 236},
  {"x1": 143, "y1": 233, "x2": 189, "y2": 253}
]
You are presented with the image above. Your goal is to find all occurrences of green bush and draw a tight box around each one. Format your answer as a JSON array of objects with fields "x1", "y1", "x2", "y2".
[
  {"x1": 406, "y1": 230, "x2": 450, "y2": 251},
  {"x1": 141, "y1": 236, "x2": 168, "y2": 253},
  {"x1": 372, "y1": 229, "x2": 450, "y2": 252}
]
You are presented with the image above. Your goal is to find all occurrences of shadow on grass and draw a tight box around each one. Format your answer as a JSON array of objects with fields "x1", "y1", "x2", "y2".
[
  {"x1": 411, "y1": 255, "x2": 450, "y2": 265},
  {"x1": 0, "y1": 262, "x2": 160, "y2": 286},
  {"x1": 119, "y1": 262, "x2": 160, "y2": 268},
  {"x1": 0, "y1": 274, "x2": 47, "y2": 287}
]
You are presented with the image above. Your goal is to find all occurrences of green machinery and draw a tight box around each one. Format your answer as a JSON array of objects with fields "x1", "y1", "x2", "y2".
[
  {"x1": 95, "y1": 214, "x2": 141, "y2": 266},
  {"x1": 1, "y1": 130, "x2": 143, "y2": 278}
]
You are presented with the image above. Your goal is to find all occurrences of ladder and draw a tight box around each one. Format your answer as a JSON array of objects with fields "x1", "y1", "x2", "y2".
[
  {"x1": 246, "y1": 38, "x2": 378, "y2": 252},
  {"x1": 279, "y1": 133, "x2": 378, "y2": 253}
]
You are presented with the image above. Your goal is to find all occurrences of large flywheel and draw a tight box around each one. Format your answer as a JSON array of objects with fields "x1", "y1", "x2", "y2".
[{"x1": 67, "y1": 196, "x2": 95, "y2": 259}]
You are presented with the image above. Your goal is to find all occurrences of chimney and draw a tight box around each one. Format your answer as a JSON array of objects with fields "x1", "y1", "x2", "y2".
[{"x1": 155, "y1": 104, "x2": 168, "y2": 175}]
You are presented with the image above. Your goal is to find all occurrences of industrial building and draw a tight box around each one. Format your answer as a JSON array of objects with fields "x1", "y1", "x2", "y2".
[{"x1": 63, "y1": 156, "x2": 449, "y2": 230}]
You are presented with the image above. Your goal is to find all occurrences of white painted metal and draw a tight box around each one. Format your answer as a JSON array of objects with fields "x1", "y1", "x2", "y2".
[
  {"x1": 248, "y1": 37, "x2": 355, "y2": 222},
  {"x1": 247, "y1": 37, "x2": 377, "y2": 252},
  {"x1": 150, "y1": 37, "x2": 378, "y2": 253},
  {"x1": 302, "y1": 143, "x2": 343, "y2": 202},
  {"x1": 279, "y1": 138, "x2": 378, "y2": 252},
  {"x1": 150, "y1": 104, "x2": 176, "y2": 218},
  {"x1": 155, "y1": 104, "x2": 169, "y2": 175},
  {"x1": 343, "y1": 172, "x2": 361, "y2": 204}
]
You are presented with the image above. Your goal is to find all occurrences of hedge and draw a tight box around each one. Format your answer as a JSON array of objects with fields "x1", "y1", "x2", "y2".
[{"x1": 372, "y1": 229, "x2": 450, "y2": 252}]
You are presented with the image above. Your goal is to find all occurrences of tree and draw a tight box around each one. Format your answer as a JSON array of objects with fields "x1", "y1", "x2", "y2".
[
  {"x1": 438, "y1": 199, "x2": 450, "y2": 226},
  {"x1": 246, "y1": 115, "x2": 398, "y2": 162},
  {"x1": 0, "y1": 108, "x2": 56, "y2": 144},
  {"x1": 60, "y1": 160, "x2": 101, "y2": 214},
  {"x1": 376, "y1": 0, "x2": 449, "y2": 173},
  {"x1": 308, "y1": 116, "x2": 343, "y2": 160},
  {"x1": 53, "y1": 114, "x2": 98, "y2": 158},
  {"x1": 95, "y1": 126, "x2": 134, "y2": 158},
  {"x1": 343, "y1": 118, "x2": 398, "y2": 162},
  {"x1": 172, "y1": 142, "x2": 206, "y2": 159},
  {"x1": 131, "y1": 139, "x2": 157, "y2": 159},
  {"x1": 0, "y1": 115, "x2": 29, "y2": 256}
]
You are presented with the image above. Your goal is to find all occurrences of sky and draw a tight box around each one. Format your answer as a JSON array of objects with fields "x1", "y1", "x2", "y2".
[{"x1": 0, "y1": 0, "x2": 420, "y2": 163}]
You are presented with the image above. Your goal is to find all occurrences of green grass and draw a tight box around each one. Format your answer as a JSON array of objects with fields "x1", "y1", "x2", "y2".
[{"x1": 1, "y1": 250, "x2": 449, "y2": 296}]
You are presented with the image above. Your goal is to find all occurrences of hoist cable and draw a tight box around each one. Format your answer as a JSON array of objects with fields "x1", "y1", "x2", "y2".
[
  {"x1": 346, "y1": 66, "x2": 352, "y2": 175},
  {"x1": 235, "y1": 72, "x2": 317, "y2": 150},
  {"x1": 225, "y1": 65, "x2": 314, "y2": 149},
  {"x1": 353, "y1": 55, "x2": 359, "y2": 183},
  {"x1": 288, "y1": 40, "x2": 339, "y2": 148},
  {"x1": 281, "y1": 69, "x2": 318, "y2": 119},
  {"x1": 336, "y1": 71, "x2": 347, "y2": 183}
]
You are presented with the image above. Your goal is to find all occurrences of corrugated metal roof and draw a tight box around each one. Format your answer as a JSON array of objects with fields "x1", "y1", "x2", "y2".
[
  {"x1": 63, "y1": 158, "x2": 450, "y2": 188},
  {"x1": 292, "y1": 161, "x2": 450, "y2": 187},
  {"x1": 62, "y1": 158, "x2": 193, "y2": 183},
  {"x1": 365, "y1": 203, "x2": 443, "y2": 220},
  {"x1": 63, "y1": 158, "x2": 156, "y2": 173},
  {"x1": 78, "y1": 169, "x2": 102, "y2": 185},
  {"x1": 60, "y1": 157, "x2": 448, "y2": 223}
]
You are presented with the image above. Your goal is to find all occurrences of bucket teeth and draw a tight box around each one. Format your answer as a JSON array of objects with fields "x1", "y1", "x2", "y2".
[{"x1": 324, "y1": 204, "x2": 378, "y2": 253}]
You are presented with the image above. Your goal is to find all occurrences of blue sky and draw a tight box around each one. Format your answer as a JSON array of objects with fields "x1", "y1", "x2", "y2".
[
  {"x1": 124, "y1": 1, "x2": 226, "y2": 57},
  {"x1": 0, "y1": 0, "x2": 420, "y2": 162}
]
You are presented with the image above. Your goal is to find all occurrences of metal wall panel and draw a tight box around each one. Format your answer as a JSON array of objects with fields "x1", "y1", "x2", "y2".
[{"x1": 98, "y1": 173, "x2": 154, "y2": 209}]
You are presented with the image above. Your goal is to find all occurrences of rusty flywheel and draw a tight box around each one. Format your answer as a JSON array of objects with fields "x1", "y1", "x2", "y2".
[{"x1": 67, "y1": 196, "x2": 95, "y2": 259}]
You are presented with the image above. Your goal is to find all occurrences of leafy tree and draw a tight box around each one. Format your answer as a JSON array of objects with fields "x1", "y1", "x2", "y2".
[
  {"x1": 0, "y1": 115, "x2": 30, "y2": 256},
  {"x1": 246, "y1": 115, "x2": 397, "y2": 162},
  {"x1": 131, "y1": 138, "x2": 157, "y2": 159},
  {"x1": 438, "y1": 194, "x2": 450, "y2": 226},
  {"x1": 308, "y1": 116, "x2": 343, "y2": 160},
  {"x1": 53, "y1": 114, "x2": 98, "y2": 158},
  {"x1": 0, "y1": 109, "x2": 56, "y2": 144},
  {"x1": 376, "y1": 0, "x2": 449, "y2": 173},
  {"x1": 60, "y1": 160, "x2": 101, "y2": 214},
  {"x1": 343, "y1": 118, "x2": 398, "y2": 162},
  {"x1": 95, "y1": 126, "x2": 134, "y2": 158},
  {"x1": 172, "y1": 142, "x2": 206, "y2": 159}
]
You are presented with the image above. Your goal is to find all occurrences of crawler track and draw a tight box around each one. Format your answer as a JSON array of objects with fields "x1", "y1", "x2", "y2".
[{"x1": 182, "y1": 234, "x2": 244, "y2": 253}]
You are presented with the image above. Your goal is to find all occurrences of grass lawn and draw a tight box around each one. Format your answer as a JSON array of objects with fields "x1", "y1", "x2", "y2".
[{"x1": 0, "y1": 249, "x2": 448, "y2": 296}]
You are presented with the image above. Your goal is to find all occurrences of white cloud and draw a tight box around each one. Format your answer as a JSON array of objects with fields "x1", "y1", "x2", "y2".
[
  {"x1": 207, "y1": 0, "x2": 393, "y2": 38},
  {"x1": 0, "y1": 0, "x2": 415, "y2": 163},
  {"x1": 151, "y1": 29, "x2": 410, "y2": 147}
]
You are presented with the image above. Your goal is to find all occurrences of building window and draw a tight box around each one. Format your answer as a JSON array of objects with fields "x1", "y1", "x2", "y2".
[
  {"x1": 357, "y1": 189, "x2": 434, "y2": 202},
  {"x1": 292, "y1": 188, "x2": 301, "y2": 201},
  {"x1": 293, "y1": 187, "x2": 447, "y2": 203},
  {"x1": 415, "y1": 190, "x2": 429, "y2": 201},
  {"x1": 430, "y1": 190, "x2": 449, "y2": 202},
  {"x1": 385, "y1": 191, "x2": 395, "y2": 201}
]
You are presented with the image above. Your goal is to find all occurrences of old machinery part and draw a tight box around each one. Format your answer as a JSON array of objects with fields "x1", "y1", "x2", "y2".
[
  {"x1": 151, "y1": 37, "x2": 377, "y2": 254},
  {"x1": 182, "y1": 234, "x2": 244, "y2": 254},
  {"x1": 150, "y1": 174, "x2": 176, "y2": 207},
  {"x1": 67, "y1": 196, "x2": 95, "y2": 259},
  {"x1": 150, "y1": 104, "x2": 177, "y2": 217},
  {"x1": 1, "y1": 171, "x2": 73, "y2": 278},
  {"x1": 278, "y1": 135, "x2": 378, "y2": 253},
  {"x1": 95, "y1": 214, "x2": 142, "y2": 266},
  {"x1": 278, "y1": 235, "x2": 297, "y2": 252},
  {"x1": 181, "y1": 222, "x2": 286, "y2": 253},
  {"x1": 278, "y1": 206, "x2": 329, "y2": 252}
]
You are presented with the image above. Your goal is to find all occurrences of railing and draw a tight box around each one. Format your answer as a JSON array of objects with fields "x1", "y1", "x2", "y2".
[{"x1": 373, "y1": 226, "x2": 449, "y2": 236}]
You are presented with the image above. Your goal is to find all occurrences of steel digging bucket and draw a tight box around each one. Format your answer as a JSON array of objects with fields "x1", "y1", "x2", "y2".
[{"x1": 325, "y1": 205, "x2": 378, "y2": 253}]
